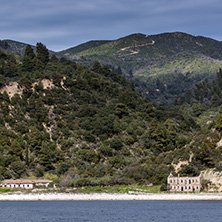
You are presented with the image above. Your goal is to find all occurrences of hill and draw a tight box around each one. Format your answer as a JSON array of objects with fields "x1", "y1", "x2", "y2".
[
  {"x1": 0, "y1": 46, "x2": 207, "y2": 188},
  {"x1": 2, "y1": 32, "x2": 222, "y2": 104},
  {"x1": 0, "y1": 39, "x2": 222, "y2": 190},
  {"x1": 0, "y1": 40, "x2": 55, "y2": 56},
  {"x1": 58, "y1": 32, "x2": 222, "y2": 104}
]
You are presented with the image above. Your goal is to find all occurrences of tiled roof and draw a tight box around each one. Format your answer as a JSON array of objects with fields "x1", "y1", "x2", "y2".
[{"x1": 0, "y1": 179, "x2": 52, "y2": 184}]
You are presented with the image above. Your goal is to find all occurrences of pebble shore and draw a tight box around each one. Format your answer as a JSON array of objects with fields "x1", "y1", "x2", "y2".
[{"x1": 0, "y1": 192, "x2": 222, "y2": 201}]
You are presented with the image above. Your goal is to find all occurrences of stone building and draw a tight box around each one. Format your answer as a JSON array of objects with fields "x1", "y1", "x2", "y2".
[{"x1": 167, "y1": 173, "x2": 203, "y2": 192}]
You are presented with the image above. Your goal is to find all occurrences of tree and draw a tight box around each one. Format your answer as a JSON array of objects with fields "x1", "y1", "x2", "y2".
[
  {"x1": 10, "y1": 161, "x2": 25, "y2": 178},
  {"x1": 217, "y1": 68, "x2": 222, "y2": 88},
  {"x1": 210, "y1": 93, "x2": 221, "y2": 107},
  {"x1": 149, "y1": 118, "x2": 168, "y2": 155},
  {"x1": 215, "y1": 113, "x2": 222, "y2": 131},
  {"x1": 22, "y1": 45, "x2": 36, "y2": 72},
  {"x1": 115, "y1": 103, "x2": 128, "y2": 119},
  {"x1": 36, "y1": 42, "x2": 49, "y2": 66},
  {"x1": 9, "y1": 140, "x2": 23, "y2": 159},
  {"x1": 92, "y1": 61, "x2": 102, "y2": 73},
  {"x1": 0, "y1": 74, "x2": 6, "y2": 86},
  {"x1": 50, "y1": 54, "x2": 59, "y2": 63},
  {"x1": 192, "y1": 103, "x2": 205, "y2": 117}
]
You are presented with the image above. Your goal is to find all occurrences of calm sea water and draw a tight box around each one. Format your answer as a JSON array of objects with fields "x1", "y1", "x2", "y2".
[{"x1": 0, "y1": 200, "x2": 221, "y2": 222}]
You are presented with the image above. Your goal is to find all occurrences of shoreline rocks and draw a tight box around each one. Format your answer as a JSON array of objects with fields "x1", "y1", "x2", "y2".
[{"x1": 1, "y1": 192, "x2": 222, "y2": 201}]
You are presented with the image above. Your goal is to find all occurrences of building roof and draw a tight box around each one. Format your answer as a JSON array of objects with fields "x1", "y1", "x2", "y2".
[{"x1": 0, "y1": 179, "x2": 53, "y2": 184}]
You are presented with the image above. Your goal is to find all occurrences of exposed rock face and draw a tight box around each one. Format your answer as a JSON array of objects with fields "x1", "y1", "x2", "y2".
[
  {"x1": 172, "y1": 160, "x2": 189, "y2": 173},
  {"x1": 216, "y1": 139, "x2": 222, "y2": 148},
  {"x1": 0, "y1": 82, "x2": 23, "y2": 99},
  {"x1": 0, "y1": 79, "x2": 56, "y2": 100},
  {"x1": 202, "y1": 170, "x2": 222, "y2": 192}
]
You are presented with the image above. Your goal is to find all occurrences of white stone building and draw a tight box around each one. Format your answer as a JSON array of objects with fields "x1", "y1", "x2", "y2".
[
  {"x1": 167, "y1": 173, "x2": 203, "y2": 192},
  {"x1": 0, "y1": 179, "x2": 53, "y2": 189}
]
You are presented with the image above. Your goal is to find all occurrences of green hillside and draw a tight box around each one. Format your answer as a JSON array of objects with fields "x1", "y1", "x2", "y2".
[
  {"x1": 1, "y1": 41, "x2": 222, "y2": 190},
  {"x1": 1, "y1": 45, "x2": 213, "y2": 188},
  {"x1": 58, "y1": 32, "x2": 222, "y2": 104},
  {"x1": 58, "y1": 40, "x2": 111, "y2": 57},
  {"x1": 2, "y1": 32, "x2": 222, "y2": 105}
]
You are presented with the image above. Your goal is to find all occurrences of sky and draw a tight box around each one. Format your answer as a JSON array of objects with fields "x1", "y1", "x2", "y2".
[{"x1": 1, "y1": 0, "x2": 222, "y2": 51}]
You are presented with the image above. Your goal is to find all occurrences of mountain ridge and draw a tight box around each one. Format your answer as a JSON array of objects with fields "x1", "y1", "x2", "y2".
[{"x1": 1, "y1": 32, "x2": 222, "y2": 104}]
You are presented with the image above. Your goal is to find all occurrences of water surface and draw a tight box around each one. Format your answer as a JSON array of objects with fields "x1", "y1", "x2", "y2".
[{"x1": 0, "y1": 200, "x2": 221, "y2": 222}]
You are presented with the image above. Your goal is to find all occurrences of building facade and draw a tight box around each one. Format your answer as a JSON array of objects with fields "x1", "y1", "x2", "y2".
[
  {"x1": 167, "y1": 173, "x2": 203, "y2": 192},
  {"x1": 0, "y1": 179, "x2": 52, "y2": 189}
]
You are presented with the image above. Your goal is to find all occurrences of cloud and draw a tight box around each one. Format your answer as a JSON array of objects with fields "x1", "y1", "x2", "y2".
[{"x1": 1, "y1": 0, "x2": 222, "y2": 50}]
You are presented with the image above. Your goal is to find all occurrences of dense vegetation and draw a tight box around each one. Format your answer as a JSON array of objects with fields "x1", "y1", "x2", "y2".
[
  {"x1": 0, "y1": 43, "x2": 222, "y2": 189},
  {"x1": 58, "y1": 32, "x2": 222, "y2": 105},
  {"x1": 2, "y1": 32, "x2": 222, "y2": 105}
]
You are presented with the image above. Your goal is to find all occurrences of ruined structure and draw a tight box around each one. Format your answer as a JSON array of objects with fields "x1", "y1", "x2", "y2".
[{"x1": 167, "y1": 173, "x2": 203, "y2": 192}]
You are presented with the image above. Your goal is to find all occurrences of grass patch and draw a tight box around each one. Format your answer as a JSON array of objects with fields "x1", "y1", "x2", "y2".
[
  {"x1": 72, "y1": 185, "x2": 161, "y2": 194},
  {"x1": 0, "y1": 187, "x2": 11, "y2": 193}
]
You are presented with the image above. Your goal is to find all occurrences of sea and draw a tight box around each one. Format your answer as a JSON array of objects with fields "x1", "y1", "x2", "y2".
[{"x1": 0, "y1": 200, "x2": 221, "y2": 222}]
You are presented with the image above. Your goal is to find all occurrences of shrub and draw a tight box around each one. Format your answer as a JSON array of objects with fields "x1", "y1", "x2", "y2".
[
  {"x1": 160, "y1": 183, "x2": 167, "y2": 191},
  {"x1": 98, "y1": 145, "x2": 113, "y2": 156}
]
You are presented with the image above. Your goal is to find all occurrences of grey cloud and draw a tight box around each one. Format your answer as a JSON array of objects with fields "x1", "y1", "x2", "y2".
[{"x1": 1, "y1": 0, "x2": 222, "y2": 50}]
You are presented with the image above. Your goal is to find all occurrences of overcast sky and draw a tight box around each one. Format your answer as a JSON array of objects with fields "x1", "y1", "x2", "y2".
[{"x1": 1, "y1": 0, "x2": 222, "y2": 51}]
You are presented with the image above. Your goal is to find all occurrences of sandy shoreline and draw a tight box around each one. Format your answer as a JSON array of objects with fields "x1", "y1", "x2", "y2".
[{"x1": 0, "y1": 192, "x2": 222, "y2": 201}]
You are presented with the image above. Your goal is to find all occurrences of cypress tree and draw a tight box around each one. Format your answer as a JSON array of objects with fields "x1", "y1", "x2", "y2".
[
  {"x1": 217, "y1": 68, "x2": 222, "y2": 88},
  {"x1": 36, "y1": 42, "x2": 49, "y2": 66},
  {"x1": 25, "y1": 147, "x2": 29, "y2": 166},
  {"x1": 22, "y1": 45, "x2": 36, "y2": 72}
]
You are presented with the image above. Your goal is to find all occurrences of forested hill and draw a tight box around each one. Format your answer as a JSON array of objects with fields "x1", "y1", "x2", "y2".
[
  {"x1": 0, "y1": 43, "x2": 222, "y2": 189},
  {"x1": 2, "y1": 32, "x2": 222, "y2": 105},
  {"x1": 58, "y1": 32, "x2": 222, "y2": 105}
]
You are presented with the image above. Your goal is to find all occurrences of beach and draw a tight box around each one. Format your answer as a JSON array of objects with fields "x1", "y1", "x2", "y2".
[{"x1": 0, "y1": 192, "x2": 222, "y2": 201}]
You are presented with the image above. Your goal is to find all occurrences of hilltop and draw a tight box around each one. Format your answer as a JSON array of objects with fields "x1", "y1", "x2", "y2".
[
  {"x1": 58, "y1": 32, "x2": 222, "y2": 104},
  {"x1": 1, "y1": 32, "x2": 222, "y2": 104}
]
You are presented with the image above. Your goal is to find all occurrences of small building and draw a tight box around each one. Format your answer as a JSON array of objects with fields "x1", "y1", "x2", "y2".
[
  {"x1": 0, "y1": 179, "x2": 53, "y2": 189},
  {"x1": 167, "y1": 173, "x2": 203, "y2": 192}
]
